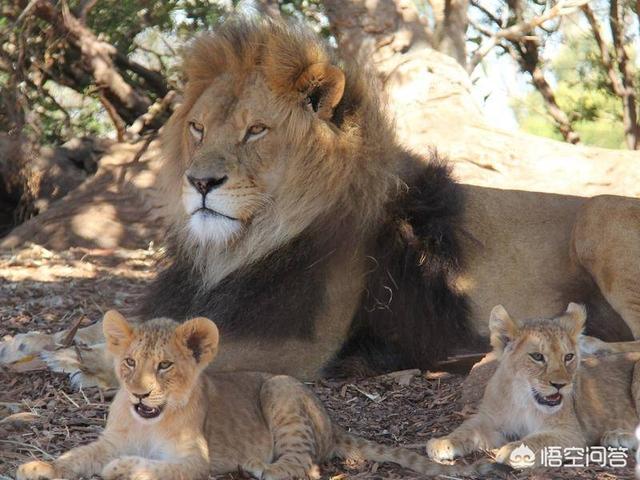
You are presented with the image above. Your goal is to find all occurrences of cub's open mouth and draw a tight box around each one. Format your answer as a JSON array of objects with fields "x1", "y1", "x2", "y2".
[
  {"x1": 133, "y1": 402, "x2": 163, "y2": 419},
  {"x1": 532, "y1": 390, "x2": 563, "y2": 407}
]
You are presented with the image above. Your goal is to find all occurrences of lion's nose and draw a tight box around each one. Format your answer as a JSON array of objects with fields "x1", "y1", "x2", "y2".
[
  {"x1": 187, "y1": 175, "x2": 228, "y2": 196},
  {"x1": 550, "y1": 381, "x2": 567, "y2": 391},
  {"x1": 133, "y1": 391, "x2": 151, "y2": 400}
]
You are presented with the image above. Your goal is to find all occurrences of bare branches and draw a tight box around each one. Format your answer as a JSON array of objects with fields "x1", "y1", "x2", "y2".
[
  {"x1": 126, "y1": 90, "x2": 176, "y2": 139},
  {"x1": 580, "y1": 2, "x2": 638, "y2": 149},
  {"x1": 468, "y1": 0, "x2": 590, "y2": 72},
  {"x1": 470, "y1": 0, "x2": 581, "y2": 143}
]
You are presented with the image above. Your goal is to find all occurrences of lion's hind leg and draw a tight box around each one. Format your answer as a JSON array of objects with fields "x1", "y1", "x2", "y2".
[
  {"x1": 248, "y1": 376, "x2": 333, "y2": 480},
  {"x1": 572, "y1": 195, "x2": 640, "y2": 339}
]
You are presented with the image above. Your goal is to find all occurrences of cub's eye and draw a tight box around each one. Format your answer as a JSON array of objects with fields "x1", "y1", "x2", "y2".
[
  {"x1": 529, "y1": 352, "x2": 545, "y2": 362},
  {"x1": 124, "y1": 358, "x2": 135, "y2": 367},
  {"x1": 188, "y1": 121, "x2": 204, "y2": 143},
  {"x1": 244, "y1": 124, "x2": 269, "y2": 142},
  {"x1": 564, "y1": 353, "x2": 575, "y2": 362},
  {"x1": 158, "y1": 361, "x2": 173, "y2": 371}
]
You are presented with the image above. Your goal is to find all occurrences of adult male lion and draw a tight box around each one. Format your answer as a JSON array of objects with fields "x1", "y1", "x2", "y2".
[{"x1": 2, "y1": 16, "x2": 639, "y2": 386}]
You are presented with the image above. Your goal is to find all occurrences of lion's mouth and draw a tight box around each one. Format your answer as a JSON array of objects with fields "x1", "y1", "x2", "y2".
[
  {"x1": 532, "y1": 389, "x2": 563, "y2": 407},
  {"x1": 193, "y1": 207, "x2": 237, "y2": 222},
  {"x1": 133, "y1": 402, "x2": 164, "y2": 419}
]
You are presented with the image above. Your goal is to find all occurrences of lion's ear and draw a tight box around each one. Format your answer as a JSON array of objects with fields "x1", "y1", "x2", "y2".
[
  {"x1": 559, "y1": 303, "x2": 587, "y2": 339},
  {"x1": 294, "y1": 63, "x2": 345, "y2": 121},
  {"x1": 175, "y1": 317, "x2": 219, "y2": 365},
  {"x1": 489, "y1": 305, "x2": 519, "y2": 356},
  {"x1": 103, "y1": 310, "x2": 133, "y2": 356}
]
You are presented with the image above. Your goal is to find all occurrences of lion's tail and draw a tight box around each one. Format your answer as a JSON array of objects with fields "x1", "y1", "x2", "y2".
[{"x1": 332, "y1": 427, "x2": 496, "y2": 477}]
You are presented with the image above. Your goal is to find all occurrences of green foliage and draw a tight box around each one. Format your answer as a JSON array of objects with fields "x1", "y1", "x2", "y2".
[{"x1": 514, "y1": 34, "x2": 630, "y2": 149}]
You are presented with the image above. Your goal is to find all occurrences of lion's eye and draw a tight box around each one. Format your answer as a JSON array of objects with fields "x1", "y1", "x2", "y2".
[
  {"x1": 124, "y1": 358, "x2": 136, "y2": 368},
  {"x1": 158, "y1": 361, "x2": 173, "y2": 371},
  {"x1": 244, "y1": 124, "x2": 268, "y2": 142},
  {"x1": 529, "y1": 352, "x2": 545, "y2": 362},
  {"x1": 188, "y1": 121, "x2": 204, "y2": 143},
  {"x1": 564, "y1": 353, "x2": 575, "y2": 363}
]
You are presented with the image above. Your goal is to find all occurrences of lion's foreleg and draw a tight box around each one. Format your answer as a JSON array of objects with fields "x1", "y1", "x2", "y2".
[
  {"x1": 17, "y1": 438, "x2": 119, "y2": 480},
  {"x1": 426, "y1": 415, "x2": 502, "y2": 462},
  {"x1": 101, "y1": 455, "x2": 210, "y2": 480}
]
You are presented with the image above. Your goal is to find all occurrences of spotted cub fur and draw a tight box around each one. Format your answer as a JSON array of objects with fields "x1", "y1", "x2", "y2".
[
  {"x1": 18, "y1": 311, "x2": 494, "y2": 480},
  {"x1": 427, "y1": 303, "x2": 640, "y2": 468}
]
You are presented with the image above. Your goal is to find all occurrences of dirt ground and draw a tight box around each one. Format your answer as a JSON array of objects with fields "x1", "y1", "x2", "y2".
[{"x1": 0, "y1": 245, "x2": 635, "y2": 479}]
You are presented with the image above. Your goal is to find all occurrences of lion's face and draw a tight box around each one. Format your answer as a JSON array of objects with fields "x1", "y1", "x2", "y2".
[
  {"x1": 103, "y1": 311, "x2": 219, "y2": 422},
  {"x1": 180, "y1": 73, "x2": 287, "y2": 244},
  {"x1": 489, "y1": 303, "x2": 585, "y2": 414},
  {"x1": 166, "y1": 34, "x2": 348, "y2": 248}
]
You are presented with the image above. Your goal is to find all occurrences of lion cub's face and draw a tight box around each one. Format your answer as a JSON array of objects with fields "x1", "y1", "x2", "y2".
[
  {"x1": 489, "y1": 303, "x2": 586, "y2": 414},
  {"x1": 103, "y1": 311, "x2": 219, "y2": 422}
]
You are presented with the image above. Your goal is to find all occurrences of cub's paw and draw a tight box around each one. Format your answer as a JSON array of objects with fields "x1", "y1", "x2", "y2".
[
  {"x1": 473, "y1": 459, "x2": 514, "y2": 479},
  {"x1": 259, "y1": 461, "x2": 318, "y2": 480},
  {"x1": 16, "y1": 460, "x2": 57, "y2": 480},
  {"x1": 242, "y1": 459, "x2": 267, "y2": 479},
  {"x1": 102, "y1": 456, "x2": 155, "y2": 480},
  {"x1": 426, "y1": 437, "x2": 461, "y2": 462},
  {"x1": 602, "y1": 429, "x2": 638, "y2": 449}
]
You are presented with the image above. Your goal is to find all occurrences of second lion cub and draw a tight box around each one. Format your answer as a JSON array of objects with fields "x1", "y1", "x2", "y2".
[
  {"x1": 427, "y1": 303, "x2": 640, "y2": 468},
  {"x1": 18, "y1": 311, "x2": 493, "y2": 480}
]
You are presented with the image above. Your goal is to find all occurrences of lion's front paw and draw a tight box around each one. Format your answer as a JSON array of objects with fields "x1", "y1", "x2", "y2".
[
  {"x1": 16, "y1": 460, "x2": 57, "y2": 480},
  {"x1": 426, "y1": 437, "x2": 462, "y2": 462},
  {"x1": 102, "y1": 456, "x2": 155, "y2": 480},
  {"x1": 602, "y1": 429, "x2": 637, "y2": 449}
]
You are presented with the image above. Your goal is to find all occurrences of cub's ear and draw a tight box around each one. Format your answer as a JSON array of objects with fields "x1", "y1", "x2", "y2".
[
  {"x1": 489, "y1": 305, "x2": 519, "y2": 356},
  {"x1": 294, "y1": 63, "x2": 345, "y2": 121},
  {"x1": 559, "y1": 302, "x2": 587, "y2": 338},
  {"x1": 175, "y1": 317, "x2": 219, "y2": 365},
  {"x1": 103, "y1": 310, "x2": 133, "y2": 355}
]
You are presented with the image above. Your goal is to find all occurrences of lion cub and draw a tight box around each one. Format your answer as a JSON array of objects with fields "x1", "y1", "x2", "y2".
[
  {"x1": 427, "y1": 303, "x2": 640, "y2": 468},
  {"x1": 18, "y1": 311, "x2": 490, "y2": 480}
]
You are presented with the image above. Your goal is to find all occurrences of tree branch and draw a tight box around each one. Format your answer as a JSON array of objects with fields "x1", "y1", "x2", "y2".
[{"x1": 469, "y1": 0, "x2": 590, "y2": 73}]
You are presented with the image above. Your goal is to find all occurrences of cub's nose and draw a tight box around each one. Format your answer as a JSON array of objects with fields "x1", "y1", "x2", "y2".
[
  {"x1": 133, "y1": 391, "x2": 151, "y2": 400},
  {"x1": 187, "y1": 175, "x2": 228, "y2": 196},
  {"x1": 550, "y1": 382, "x2": 567, "y2": 391}
]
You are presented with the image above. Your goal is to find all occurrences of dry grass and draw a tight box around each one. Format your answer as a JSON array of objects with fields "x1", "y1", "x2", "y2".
[{"x1": 0, "y1": 245, "x2": 634, "y2": 479}]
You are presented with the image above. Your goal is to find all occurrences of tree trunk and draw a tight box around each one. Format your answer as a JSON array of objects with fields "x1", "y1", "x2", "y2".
[
  {"x1": 431, "y1": 0, "x2": 469, "y2": 67},
  {"x1": 609, "y1": 0, "x2": 639, "y2": 149},
  {"x1": 529, "y1": 65, "x2": 580, "y2": 144},
  {"x1": 510, "y1": 40, "x2": 580, "y2": 144}
]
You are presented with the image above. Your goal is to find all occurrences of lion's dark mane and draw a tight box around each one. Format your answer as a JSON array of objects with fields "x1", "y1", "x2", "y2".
[
  {"x1": 139, "y1": 151, "x2": 474, "y2": 375},
  {"x1": 138, "y1": 17, "x2": 475, "y2": 376}
]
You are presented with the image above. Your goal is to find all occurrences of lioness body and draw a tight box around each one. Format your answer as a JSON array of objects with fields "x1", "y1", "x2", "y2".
[
  {"x1": 2, "y1": 16, "x2": 640, "y2": 384},
  {"x1": 427, "y1": 304, "x2": 640, "y2": 467},
  {"x1": 17, "y1": 313, "x2": 490, "y2": 480}
]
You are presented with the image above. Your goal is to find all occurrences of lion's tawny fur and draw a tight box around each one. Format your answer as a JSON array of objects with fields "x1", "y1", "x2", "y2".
[
  {"x1": 426, "y1": 304, "x2": 640, "y2": 468},
  {"x1": 17, "y1": 312, "x2": 488, "y2": 480}
]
